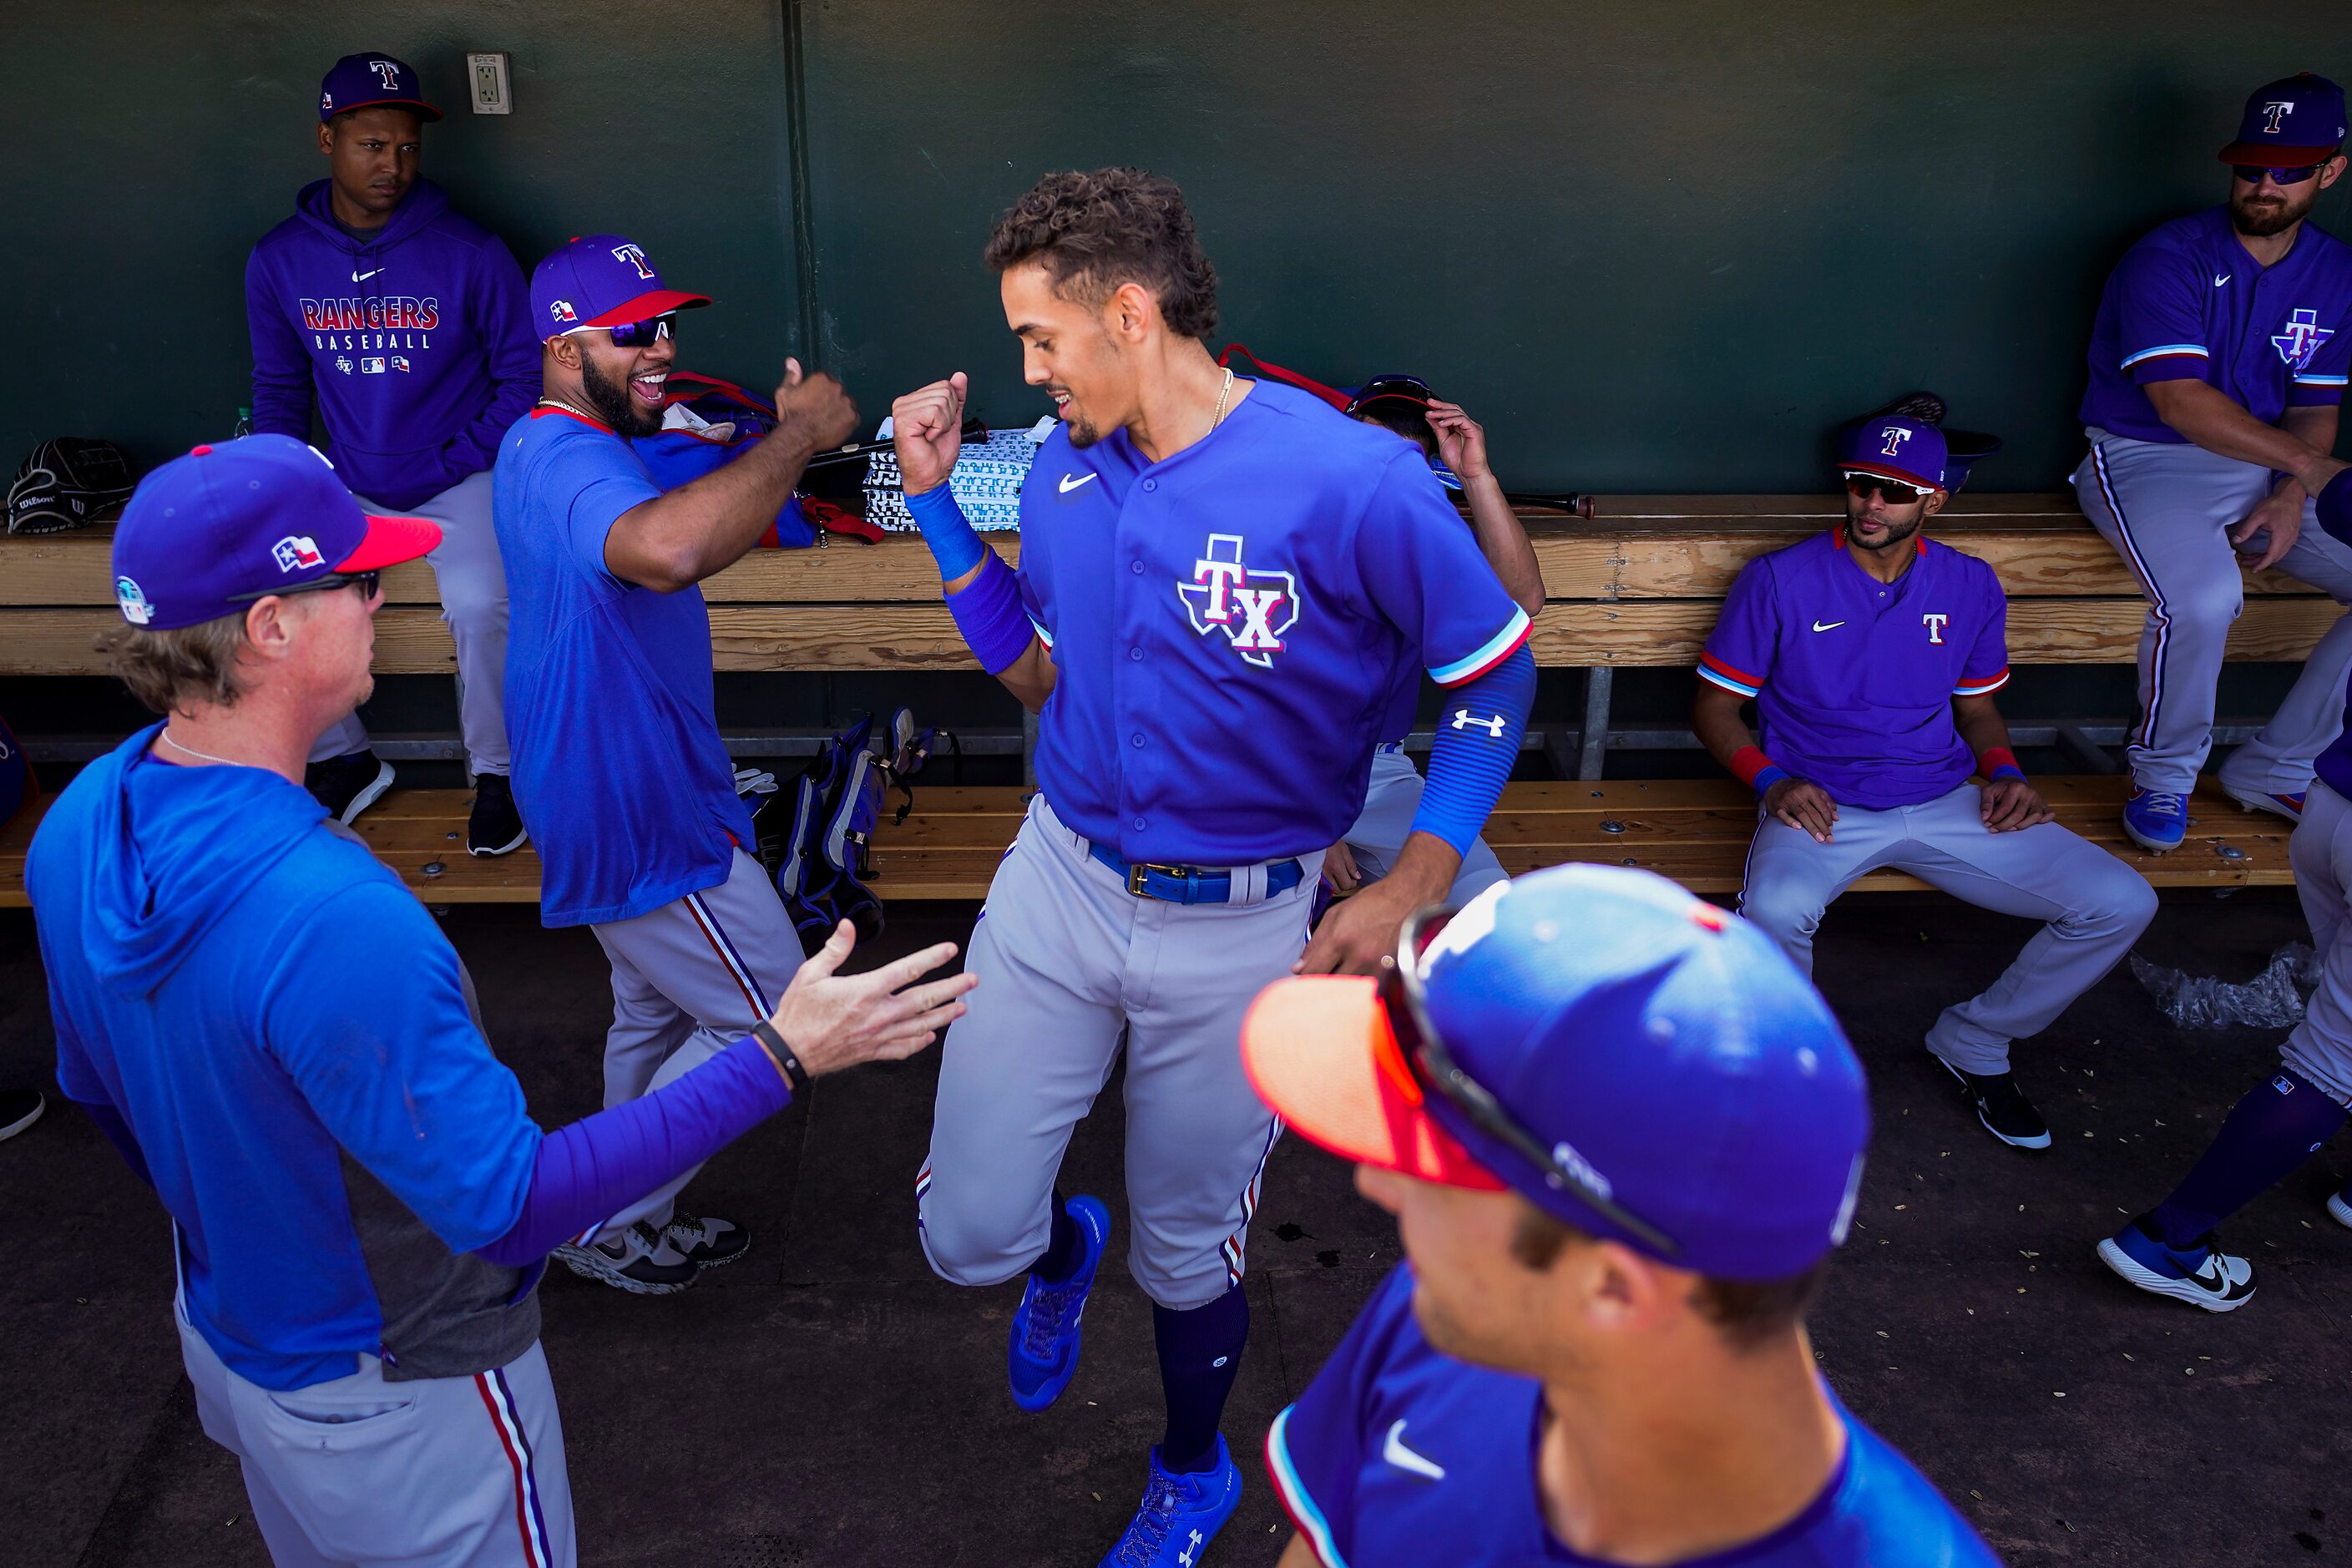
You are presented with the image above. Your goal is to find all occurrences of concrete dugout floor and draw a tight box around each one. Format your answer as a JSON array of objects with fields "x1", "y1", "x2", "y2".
[{"x1": 2, "y1": 890, "x2": 2347, "y2": 1566}]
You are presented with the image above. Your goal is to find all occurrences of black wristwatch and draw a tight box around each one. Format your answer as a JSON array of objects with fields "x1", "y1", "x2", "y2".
[{"x1": 752, "y1": 1021, "x2": 812, "y2": 1094}]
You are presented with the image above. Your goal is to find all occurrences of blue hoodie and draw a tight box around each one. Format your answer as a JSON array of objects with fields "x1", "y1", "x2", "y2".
[
  {"x1": 245, "y1": 179, "x2": 538, "y2": 512},
  {"x1": 27, "y1": 728, "x2": 543, "y2": 1390}
]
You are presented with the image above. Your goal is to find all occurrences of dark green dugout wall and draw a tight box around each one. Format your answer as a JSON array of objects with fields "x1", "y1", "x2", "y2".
[{"x1": 3, "y1": 1, "x2": 2346, "y2": 491}]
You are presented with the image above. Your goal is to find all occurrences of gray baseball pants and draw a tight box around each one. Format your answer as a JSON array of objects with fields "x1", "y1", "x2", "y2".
[
  {"x1": 314, "y1": 468, "x2": 512, "y2": 777},
  {"x1": 917, "y1": 793, "x2": 1320, "y2": 1309},
  {"x1": 1738, "y1": 782, "x2": 2157, "y2": 1074},
  {"x1": 2071, "y1": 428, "x2": 2352, "y2": 798},
  {"x1": 177, "y1": 1303, "x2": 574, "y2": 1567},
  {"x1": 1343, "y1": 745, "x2": 1508, "y2": 903},
  {"x1": 588, "y1": 847, "x2": 803, "y2": 1242},
  {"x1": 2283, "y1": 781, "x2": 2352, "y2": 1105}
]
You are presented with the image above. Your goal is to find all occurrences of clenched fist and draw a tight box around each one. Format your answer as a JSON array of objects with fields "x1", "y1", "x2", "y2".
[
  {"x1": 893, "y1": 373, "x2": 969, "y2": 496},
  {"x1": 776, "y1": 357, "x2": 859, "y2": 452}
]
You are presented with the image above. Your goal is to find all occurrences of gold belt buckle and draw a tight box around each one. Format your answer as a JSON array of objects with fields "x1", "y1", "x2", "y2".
[{"x1": 1126, "y1": 861, "x2": 1191, "y2": 898}]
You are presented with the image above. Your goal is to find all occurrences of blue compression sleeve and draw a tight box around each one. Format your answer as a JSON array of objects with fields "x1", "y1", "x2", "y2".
[
  {"x1": 947, "y1": 550, "x2": 1039, "y2": 675},
  {"x1": 1411, "y1": 644, "x2": 1535, "y2": 856},
  {"x1": 72, "y1": 1095, "x2": 154, "y2": 1189},
  {"x1": 473, "y1": 1036, "x2": 791, "y2": 1266},
  {"x1": 905, "y1": 483, "x2": 987, "y2": 582}
]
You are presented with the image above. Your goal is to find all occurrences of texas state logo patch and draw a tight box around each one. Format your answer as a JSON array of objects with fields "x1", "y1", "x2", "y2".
[{"x1": 1178, "y1": 533, "x2": 1301, "y2": 670}]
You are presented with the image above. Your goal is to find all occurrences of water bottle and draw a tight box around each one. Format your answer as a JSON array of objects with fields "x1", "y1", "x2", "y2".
[{"x1": 232, "y1": 405, "x2": 253, "y2": 439}]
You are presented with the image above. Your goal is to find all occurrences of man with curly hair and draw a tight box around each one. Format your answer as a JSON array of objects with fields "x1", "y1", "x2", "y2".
[{"x1": 888, "y1": 169, "x2": 1535, "y2": 1566}]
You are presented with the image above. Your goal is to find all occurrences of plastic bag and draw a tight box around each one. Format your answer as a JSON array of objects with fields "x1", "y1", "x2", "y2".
[{"x1": 2130, "y1": 942, "x2": 2321, "y2": 1029}]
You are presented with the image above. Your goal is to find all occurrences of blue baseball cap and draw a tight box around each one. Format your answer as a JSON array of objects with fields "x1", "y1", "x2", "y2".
[
  {"x1": 110, "y1": 435, "x2": 440, "y2": 631},
  {"x1": 2220, "y1": 73, "x2": 2347, "y2": 164},
  {"x1": 1839, "y1": 414, "x2": 1947, "y2": 492},
  {"x1": 529, "y1": 235, "x2": 711, "y2": 339},
  {"x1": 318, "y1": 53, "x2": 441, "y2": 124},
  {"x1": 1242, "y1": 865, "x2": 1870, "y2": 1281}
]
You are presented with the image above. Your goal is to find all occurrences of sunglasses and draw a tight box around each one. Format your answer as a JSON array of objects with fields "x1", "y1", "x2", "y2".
[
  {"x1": 226, "y1": 569, "x2": 381, "y2": 604},
  {"x1": 562, "y1": 313, "x2": 677, "y2": 347},
  {"x1": 2232, "y1": 161, "x2": 2331, "y2": 185},
  {"x1": 1374, "y1": 904, "x2": 1682, "y2": 1258},
  {"x1": 1343, "y1": 373, "x2": 1435, "y2": 418},
  {"x1": 1843, "y1": 471, "x2": 1931, "y2": 503}
]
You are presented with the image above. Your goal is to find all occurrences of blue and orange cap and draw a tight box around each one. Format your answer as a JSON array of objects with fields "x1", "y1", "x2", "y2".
[
  {"x1": 1241, "y1": 864, "x2": 1871, "y2": 1282},
  {"x1": 318, "y1": 53, "x2": 441, "y2": 124}
]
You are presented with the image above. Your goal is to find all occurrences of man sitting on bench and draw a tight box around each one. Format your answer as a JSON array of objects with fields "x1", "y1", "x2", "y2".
[{"x1": 1691, "y1": 415, "x2": 2157, "y2": 1152}]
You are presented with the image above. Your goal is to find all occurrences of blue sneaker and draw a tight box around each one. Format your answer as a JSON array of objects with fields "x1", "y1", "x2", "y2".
[
  {"x1": 1100, "y1": 1438, "x2": 1243, "y2": 1568},
  {"x1": 2122, "y1": 786, "x2": 2188, "y2": 852},
  {"x1": 2096, "y1": 1218, "x2": 2253, "y2": 1312},
  {"x1": 1009, "y1": 1195, "x2": 1110, "y2": 1412}
]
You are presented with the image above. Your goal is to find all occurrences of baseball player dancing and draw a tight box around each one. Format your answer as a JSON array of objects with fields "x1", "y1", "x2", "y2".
[
  {"x1": 2099, "y1": 468, "x2": 2352, "y2": 1313},
  {"x1": 1242, "y1": 864, "x2": 1998, "y2": 1566},
  {"x1": 890, "y1": 169, "x2": 1534, "y2": 1566},
  {"x1": 1326, "y1": 379, "x2": 1544, "y2": 903},
  {"x1": 493, "y1": 236, "x2": 861, "y2": 1294},
  {"x1": 2071, "y1": 72, "x2": 2352, "y2": 851},
  {"x1": 26, "y1": 435, "x2": 970, "y2": 1566},
  {"x1": 246, "y1": 53, "x2": 537, "y2": 850},
  {"x1": 1694, "y1": 417, "x2": 2157, "y2": 1151}
]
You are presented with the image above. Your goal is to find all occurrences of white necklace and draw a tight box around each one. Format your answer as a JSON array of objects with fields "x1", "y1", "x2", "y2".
[{"x1": 159, "y1": 729, "x2": 253, "y2": 768}]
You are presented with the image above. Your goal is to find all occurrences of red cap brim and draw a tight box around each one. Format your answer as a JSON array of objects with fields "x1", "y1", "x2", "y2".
[
  {"x1": 336, "y1": 513, "x2": 443, "y2": 572},
  {"x1": 2218, "y1": 141, "x2": 2342, "y2": 164},
  {"x1": 580, "y1": 291, "x2": 713, "y2": 328},
  {"x1": 1239, "y1": 976, "x2": 1505, "y2": 1190}
]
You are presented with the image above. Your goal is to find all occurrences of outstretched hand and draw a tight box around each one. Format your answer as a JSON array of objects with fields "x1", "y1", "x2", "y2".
[
  {"x1": 892, "y1": 373, "x2": 969, "y2": 496},
  {"x1": 766, "y1": 921, "x2": 976, "y2": 1078}
]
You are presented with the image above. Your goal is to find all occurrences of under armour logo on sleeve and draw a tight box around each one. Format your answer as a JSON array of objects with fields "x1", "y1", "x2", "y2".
[{"x1": 1452, "y1": 709, "x2": 1507, "y2": 736}]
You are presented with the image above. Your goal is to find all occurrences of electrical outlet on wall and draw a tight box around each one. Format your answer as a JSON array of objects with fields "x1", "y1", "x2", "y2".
[{"x1": 467, "y1": 53, "x2": 512, "y2": 114}]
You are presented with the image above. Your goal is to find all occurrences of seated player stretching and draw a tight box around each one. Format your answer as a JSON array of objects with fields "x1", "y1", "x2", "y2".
[
  {"x1": 1327, "y1": 377, "x2": 1545, "y2": 903},
  {"x1": 1692, "y1": 415, "x2": 2157, "y2": 1151}
]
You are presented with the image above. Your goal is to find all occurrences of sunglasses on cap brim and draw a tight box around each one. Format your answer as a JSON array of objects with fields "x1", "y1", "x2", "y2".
[
  {"x1": 1343, "y1": 374, "x2": 1436, "y2": 417},
  {"x1": 558, "y1": 313, "x2": 677, "y2": 348},
  {"x1": 1842, "y1": 471, "x2": 1933, "y2": 503},
  {"x1": 2232, "y1": 159, "x2": 2335, "y2": 185},
  {"x1": 1374, "y1": 903, "x2": 1682, "y2": 1259},
  {"x1": 225, "y1": 569, "x2": 382, "y2": 604}
]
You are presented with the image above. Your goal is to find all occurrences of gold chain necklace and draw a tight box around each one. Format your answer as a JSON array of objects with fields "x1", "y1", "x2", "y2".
[
  {"x1": 1209, "y1": 367, "x2": 1235, "y2": 432},
  {"x1": 535, "y1": 395, "x2": 605, "y2": 424}
]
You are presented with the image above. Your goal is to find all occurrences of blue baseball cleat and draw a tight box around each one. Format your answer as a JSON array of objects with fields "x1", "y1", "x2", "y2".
[
  {"x1": 2122, "y1": 786, "x2": 2188, "y2": 852},
  {"x1": 1100, "y1": 1438, "x2": 1243, "y2": 1568},
  {"x1": 1009, "y1": 1194, "x2": 1110, "y2": 1412},
  {"x1": 2096, "y1": 1218, "x2": 2254, "y2": 1313}
]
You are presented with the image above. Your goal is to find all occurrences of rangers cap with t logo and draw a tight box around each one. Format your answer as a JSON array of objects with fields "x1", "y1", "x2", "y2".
[
  {"x1": 109, "y1": 435, "x2": 440, "y2": 630},
  {"x1": 2218, "y1": 73, "x2": 2347, "y2": 164},
  {"x1": 318, "y1": 52, "x2": 442, "y2": 124},
  {"x1": 529, "y1": 235, "x2": 712, "y2": 338},
  {"x1": 1838, "y1": 414, "x2": 1948, "y2": 493}
]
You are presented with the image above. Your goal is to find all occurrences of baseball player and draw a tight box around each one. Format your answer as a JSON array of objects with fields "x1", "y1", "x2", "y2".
[
  {"x1": 1325, "y1": 378, "x2": 1545, "y2": 903},
  {"x1": 247, "y1": 52, "x2": 538, "y2": 850},
  {"x1": 1693, "y1": 416, "x2": 2157, "y2": 1151},
  {"x1": 2071, "y1": 72, "x2": 2352, "y2": 852},
  {"x1": 2098, "y1": 466, "x2": 2352, "y2": 1313},
  {"x1": 889, "y1": 168, "x2": 1535, "y2": 1566},
  {"x1": 25, "y1": 434, "x2": 971, "y2": 1566},
  {"x1": 493, "y1": 235, "x2": 860, "y2": 1295},
  {"x1": 1242, "y1": 863, "x2": 1999, "y2": 1566}
]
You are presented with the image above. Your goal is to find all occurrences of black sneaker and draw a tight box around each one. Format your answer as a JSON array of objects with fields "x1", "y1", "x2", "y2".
[
  {"x1": 550, "y1": 1222, "x2": 698, "y2": 1295},
  {"x1": 467, "y1": 772, "x2": 528, "y2": 857},
  {"x1": 0, "y1": 1090, "x2": 44, "y2": 1143},
  {"x1": 1938, "y1": 1058, "x2": 2051, "y2": 1150},
  {"x1": 661, "y1": 1211, "x2": 751, "y2": 1268},
  {"x1": 306, "y1": 749, "x2": 395, "y2": 825}
]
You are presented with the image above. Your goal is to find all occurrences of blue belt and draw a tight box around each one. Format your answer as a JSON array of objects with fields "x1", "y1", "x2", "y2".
[{"x1": 1086, "y1": 842, "x2": 1306, "y2": 904}]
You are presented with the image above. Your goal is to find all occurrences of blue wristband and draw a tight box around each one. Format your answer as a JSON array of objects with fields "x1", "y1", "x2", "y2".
[
  {"x1": 904, "y1": 483, "x2": 986, "y2": 582},
  {"x1": 1751, "y1": 764, "x2": 1792, "y2": 796},
  {"x1": 1989, "y1": 764, "x2": 2026, "y2": 782},
  {"x1": 946, "y1": 551, "x2": 1037, "y2": 675}
]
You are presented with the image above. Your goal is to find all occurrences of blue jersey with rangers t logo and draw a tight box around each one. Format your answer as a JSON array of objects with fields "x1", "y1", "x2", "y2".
[
  {"x1": 1012, "y1": 379, "x2": 1530, "y2": 865},
  {"x1": 2079, "y1": 206, "x2": 2352, "y2": 444},
  {"x1": 1268, "y1": 1265, "x2": 1998, "y2": 1568},
  {"x1": 1698, "y1": 530, "x2": 2010, "y2": 810}
]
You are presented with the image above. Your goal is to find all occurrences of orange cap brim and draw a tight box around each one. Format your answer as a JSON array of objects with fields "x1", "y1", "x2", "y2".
[{"x1": 1240, "y1": 975, "x2": 1504, "y2": 1190}]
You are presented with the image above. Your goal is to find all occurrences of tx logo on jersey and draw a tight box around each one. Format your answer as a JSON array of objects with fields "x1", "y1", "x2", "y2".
[
  {"x1": 1879, "y1": 425, "x2": 1911, "y2": 458},
  {"x1": 1178, "y1": 534, "x2": 1299, "y2": 669},
  {"x1": 1922, "y1": 613, "x2": 1949, "y2": 645},
  {"x1": 611, "y1": 243, "x2": 655, "y2": 280},
  {"x1": 271, "y1": 535, "x2": 325, "y2": 574},
  {"x1": 2273, "y1": 308, "x2": 2334, "y2": 372}
]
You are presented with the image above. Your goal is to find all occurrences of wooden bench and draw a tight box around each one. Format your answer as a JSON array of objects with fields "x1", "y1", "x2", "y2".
[{"x1": 0, "y1": 493, "x2": 2319, "y2": 907}]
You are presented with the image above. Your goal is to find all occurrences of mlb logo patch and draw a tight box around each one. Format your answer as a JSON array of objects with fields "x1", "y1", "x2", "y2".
[
  {"x1": 115, "y1": 576, "x2": 152, "y2": 625},
  {"x1": 361, "y1": 357, "x2": 387, "y2": 374},
  {"x1": 272, "y1": 535, "x2": 325, "y2": 574}
]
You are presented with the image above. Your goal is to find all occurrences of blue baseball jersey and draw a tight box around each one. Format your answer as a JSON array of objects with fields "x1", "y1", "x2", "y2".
[
  {"x1": 2080, "y1": 206, "x2": 2352, "y2": 443},
  {"x1": 1698, "y1": 531, "x2": 2009, "y2": 810},
  {"x1": 493, "y1": 407, "x2": 755, "y2": 927},
  {"x1": 1269, "y1": 1265, "x2": 1999, "y2": 1568},
  {"x1": 1014, "y1": 380, "x2": 1530, "y2": 864}
]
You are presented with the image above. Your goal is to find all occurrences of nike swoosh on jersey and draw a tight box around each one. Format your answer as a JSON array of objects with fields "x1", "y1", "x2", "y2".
[
  {"x1": 2213, "y1": 273, "x2": 2230, "y2": 287},
  {"x1": 1057, "y1": 472, "x2": 1099, "y2": 493},
  {"x1": 352, "y1": 268, "x2": 385, "y2": 282},
  {"x1": 1810, "y1": 620, "x2": 1846, "y2": 632},
  {"x1": 1382, "y1": 1419, "x2": 1446, "y2": 1481}
]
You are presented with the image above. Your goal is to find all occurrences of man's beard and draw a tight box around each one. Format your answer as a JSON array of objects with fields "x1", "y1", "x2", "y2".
[
  {"x1": 581, "y1": 354, "x2": 663, "y2": 438},
  {"x1": 1845, "y1": 512, "x2": 1923, "y2": 553},
  {"x1": 2231, "y1": 185, "x2": 2318, "y2": 239}
]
